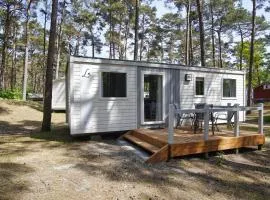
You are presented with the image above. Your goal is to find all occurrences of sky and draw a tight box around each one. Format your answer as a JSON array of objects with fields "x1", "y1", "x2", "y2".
[{"x1": 152, "y1": 0, "x2": 270, "y2": 21}]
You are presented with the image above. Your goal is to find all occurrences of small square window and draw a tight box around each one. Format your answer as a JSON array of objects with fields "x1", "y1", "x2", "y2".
[
  {"x1": 195, "y1": 77, "x2": 204, "y2": 96},
  {"x1": 223, "y1": 79, "x2": 236, "y2": 97},
  {"x1": 102, "y1": 72, "x2": 127, "y2": 97}
]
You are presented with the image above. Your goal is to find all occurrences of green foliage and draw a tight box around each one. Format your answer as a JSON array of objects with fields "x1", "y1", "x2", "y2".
[
  {"x1": 265, "y1": 115, "x2": 270, "y2": 123},
  {"x1": 234, "y1": 39, "x2": 270, "y2": 87},
  {"x1": 216, "y1": 151, "x2": 225, "y2": 166},
  {"x1": 0, "y1": 89, "x2": 22, "y2": 99}
]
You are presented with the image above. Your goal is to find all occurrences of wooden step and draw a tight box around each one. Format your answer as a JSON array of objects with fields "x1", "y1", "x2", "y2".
[
  {"x1": 123, "y1": 134, "x2": 160, "y2": 154},
  {"x1": 130, "y1": 129, "x2": 167, "y2": 148}
]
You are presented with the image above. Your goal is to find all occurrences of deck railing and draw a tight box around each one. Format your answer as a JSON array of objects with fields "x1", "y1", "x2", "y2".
[{"x1": 168, "y1": 103, "x2": 264, "y2": 144}]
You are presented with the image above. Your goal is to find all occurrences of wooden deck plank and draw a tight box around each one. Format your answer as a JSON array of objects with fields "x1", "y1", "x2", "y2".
[
  {"x1": 131, "y1": 129, "x2": 167, "y2": 147},
  {"x1": 170, "y1": 135, "x2": 265, "y2": 157},
  {"x1": 123, "y1": 133, "x2": 161, "y2": 154},
  {"x1": 123, "y1": 128, "x2": 265, "y2": 163},
  {"x1": 146, "y1": 145, "x2": 169, "y2": 164}
]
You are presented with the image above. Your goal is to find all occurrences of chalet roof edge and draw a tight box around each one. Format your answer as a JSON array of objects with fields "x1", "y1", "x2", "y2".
[{"x1": 70, "y1": 56, "x2": 245, "y2": 75}]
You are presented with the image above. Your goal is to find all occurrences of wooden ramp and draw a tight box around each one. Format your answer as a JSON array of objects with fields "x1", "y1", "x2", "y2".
[{"x1": 122, "y1": 128, "x2": 265, "y2": 163}]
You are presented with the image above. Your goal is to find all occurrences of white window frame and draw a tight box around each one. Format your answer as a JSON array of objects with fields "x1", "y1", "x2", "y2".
[
  {"x1": 194, "y1": 77, "x2": 205, "y2": 98},
  {"x1": 222, "y1": 78, "x2": 237, "y2": 100},
  {"x1": 140, "y1": 71, "x2": 166, "y2": 125},
  {"x1": 100, "y1": 71, "x2": 128, "y2": 100}
]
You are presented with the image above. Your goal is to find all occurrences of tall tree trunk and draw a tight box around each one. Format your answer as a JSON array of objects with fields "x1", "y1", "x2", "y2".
[
  {"x1": 33, "y1": 72, "x2": 37, "y2": 93},
  {"x1": 124, "y1": 21, "x2": 129, "y2": 59},
  {"x1": 11, "y1": 25, "x2": 17, "y2": 91},
  {"x1": 247, "y1": 0, "x2": 256, "y2": 108},
  {"x1": 74, "y1": 32, "x2": 81, "y2": 56},
  {"x1": 22, "y1": 0, "x2": 32, "y2": 100},
  {"x1": 189, "y1": 18, "x2": 193, "y2": 65},
  {"x1": 0, "y1": 5, "x2": 11, "y2": 90},
  {"x1": 55, "y1": 0, "x2": 66, "y2": 80},
  {"x1": 217, "y1": 30, "x2": 223, "y2": 68},
  {"x1": 118, "y1": 22, "x2": 123, "y2": 59},
  {"x1": 43, "y1": 0, "x2": 48, "y2": 94},
  {"x1": 196, "y1": 0, "x2": 205, "y2": 66},
  {"x1": 185, "y1": 1, "x2": 190, "y2": 66},
  {"x1": 112, "y1": 25, "x2": 115, "y2": 59},
  {"x1": 91, "y1": 30, "x2": 95, "y2": 58},
  {"x1": 239, "y1": 25, "x2": 244, "y2": 70},
  {"x1": 139, "y1": 14, "x2": 145, "y2": 61},
  {"x1": 42, "y1": 0, "x2": 58, "y2": 131},
  {"x1": 109, "y1": 2, "x2": 112, "y2": 59},
  {"x1": 168, "y1": 37, "x2": 174, "y2": 63},
  {"x1": 134, "y1": 0, "x2": 139, "y2": 61},
  {"x1": 256, "y1": 66, "x2": 260, "y2": 85},
  {"x1": 210, "y1": 1, "x2": 216, "y2": 67}
]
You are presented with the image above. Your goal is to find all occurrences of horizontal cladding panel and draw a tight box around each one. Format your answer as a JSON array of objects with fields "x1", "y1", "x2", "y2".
[
  {"x1": 70, "y1": 107, "x2": 80, "y2": 111},
  {"x1": 72, "y1": 121, "x2": 137, "y2": 127},
  {"x1": 79, "y1": 82, "x2": 137, "y2": 88},
  {"x1": 82, "y1": 71, "x2": 137, "y2": 76},
  {"x1": 70, "y1": 108, "x2": 80, "y2": 112},
  {"x1": 70, "y1": 113, "x2": 80, "y2": 117},
  {"x1": 84, "y1": 122, "x2": 137, "y2": 128},
  {"x1": 82, "y1": 119, "x2": 137, "y2": 125},
  {"x1": 88, "y1": 65, "x2": 137, "y2": 71},
  {"x1": 179, "y1": 71, "x2": 244, "y2": 110},
  {"x1": 71, "y1": 125, "x2": 136, "y2": 134},
  {"x1": 80, "y1": 111, "x2": 136, "y2": 121},
  {"x1": 79, "y1": 91, "x2": 138, "y2": 96},
  {"x1": 69, "y1": 104, "x2": 81, "y2": 109},
  {"x1": 73, "y1": 71, "x2": 81, "y2": 75},
  {"x1": 80, "y1": 101, "x2": 137, "y2": 107},
  {"x1": 72, "y1": 90, "x2": 80, "y2": 94},
  {"x1": 80, "y1": 93, "x2": 138, "y2": 98},
  {"x1": 73, "y1": 99, "x2": 137, "y2": 105},
  {"x1": 70, "y1": 62, "x2": 138, "y2": 135},
  {"x1": 80, "y1": 109, "x2": 137, "y2": 115},
  {"x1": 79, "y1": 104, "x2": 137, "y2": 110},
  {"x1": 81, "y1": 114, "x2": 137, "y2": 119}
]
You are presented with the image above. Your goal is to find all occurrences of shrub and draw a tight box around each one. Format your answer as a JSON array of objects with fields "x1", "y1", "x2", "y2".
[
  {"x1": 265, "y1": 116, "x2": 270, "y2": 123},
  {"x1": 0, "y1": 89, "x2": 22, "y2": 99}
]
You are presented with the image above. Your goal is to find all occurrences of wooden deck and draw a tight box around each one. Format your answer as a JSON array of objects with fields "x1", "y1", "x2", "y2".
[{"x1": 123, "y1": 128, "x2": 265, "y2": 163}]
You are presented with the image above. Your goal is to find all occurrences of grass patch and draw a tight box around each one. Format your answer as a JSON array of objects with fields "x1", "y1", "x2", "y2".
[
  {"x1": 240, "y1": 125, "x2": 270, "y2": 136},
  {"x1": 2, "y1": 99, "x2": 43, "y2": 112},
  {"x1": 0, "y1": 89, "x2": 22, "y2": 99}
]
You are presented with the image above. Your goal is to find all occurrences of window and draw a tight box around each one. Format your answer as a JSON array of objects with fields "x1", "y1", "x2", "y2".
[
  {"x1": 223, "y1": 79, "x2": 236, "y2": 98},
  {"x1": 102, "y1": 72, "x2": 127, "y2": 97},
  {"x1": 195, "y1": 77, "x2": 204, "y2": 96}
]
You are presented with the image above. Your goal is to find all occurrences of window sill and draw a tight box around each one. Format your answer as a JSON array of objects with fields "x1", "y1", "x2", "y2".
[
  {"x1": 141, "y1": 121, "x2": 165, "y2": 125},
  {"x1": 99, "y1": 97, "x2": 129, "y2": 101},
  {"x1": 221, "y1": 97, "x2": 237, "y2": 100},
  {"x1": 194, "y1": 95, "x2": 205, "y2": 98}
]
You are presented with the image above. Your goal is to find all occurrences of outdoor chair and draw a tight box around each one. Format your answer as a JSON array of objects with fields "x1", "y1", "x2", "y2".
[
  {"x1": 213, "y1": 107, "x2": 235, "y2": 132},
  {"x1": 174, "y1": 104, "x2": 194, "y2": 129},
  {"x1": 193, "y1": 103, "x2": 215, "y2": 135}
]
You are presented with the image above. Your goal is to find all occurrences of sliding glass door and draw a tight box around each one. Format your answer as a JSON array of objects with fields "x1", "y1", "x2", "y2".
[{"x1": 143, "y1": 74, "x2": 163, "y2": 123}]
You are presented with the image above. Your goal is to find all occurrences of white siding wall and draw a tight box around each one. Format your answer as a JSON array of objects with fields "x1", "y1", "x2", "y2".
[
  {"x1": 69, "y1": 62, "x2": 137, "y2": 135},
  {"x1": 179, "y1": 71, "x2": 245, "y2": 121},
  {"x1": 52, "y1": 79, "x2": 66, "y2": 110},
  {"x1": 68, "y1": 57, "x2": 246, "y2": 134}
]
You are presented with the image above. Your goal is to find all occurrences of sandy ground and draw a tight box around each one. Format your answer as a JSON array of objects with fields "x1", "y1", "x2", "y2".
[{"x1": 0, "y1": 100, "x2": 270, "y2": 200}]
